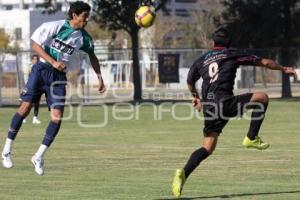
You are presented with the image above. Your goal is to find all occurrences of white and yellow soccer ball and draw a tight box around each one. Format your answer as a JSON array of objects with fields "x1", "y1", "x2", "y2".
[{"x1": 135, "y1": 5, "x2": 156, "y2": 28}]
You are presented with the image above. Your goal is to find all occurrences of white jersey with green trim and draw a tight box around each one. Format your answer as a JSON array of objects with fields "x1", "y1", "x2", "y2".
[{"x1": 31, "y1": 20, "x2": 94, "y2": 71}]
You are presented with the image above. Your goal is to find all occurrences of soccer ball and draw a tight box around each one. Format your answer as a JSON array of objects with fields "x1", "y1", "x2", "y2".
[{"x1": 135, "y1": 6, "x2": 156, "y2": 28}]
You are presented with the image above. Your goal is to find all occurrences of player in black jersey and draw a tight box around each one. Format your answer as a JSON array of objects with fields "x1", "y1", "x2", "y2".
[{"x1": 172, "y1": 28, "x2": 297, "y2": 198}]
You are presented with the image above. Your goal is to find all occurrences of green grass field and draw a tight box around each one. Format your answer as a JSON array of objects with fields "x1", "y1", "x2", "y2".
[{"x1": 0, "y1": 100, "x2": 299, "y2": 200}]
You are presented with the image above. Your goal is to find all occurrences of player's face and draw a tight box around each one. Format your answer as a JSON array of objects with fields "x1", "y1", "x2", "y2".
[
  {"x1": 73, "y1": 11, "x2": 90, "y2": 29},
  {"x1": 31, "y1": 56, "x2": 39, "y2": 64}
]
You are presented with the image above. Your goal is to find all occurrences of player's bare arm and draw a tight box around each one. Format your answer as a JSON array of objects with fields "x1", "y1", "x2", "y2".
[
  {"x1": 257, "y1": 58, "x2": 297, "y2": 75},
  {"x1": 188, "y1": 83, "x2": 202, "y2": 112},
  {"x1": 32, "y1": 42, "x2": 65, "y2": 71},
  {"x1": 88, "y1": 52, "x2": 106, "y2": 93}
]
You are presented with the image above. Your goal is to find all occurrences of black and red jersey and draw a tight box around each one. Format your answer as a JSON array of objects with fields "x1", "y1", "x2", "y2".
[{"x1": 187, "y1": 47, "x2": 261, "y2": 100}]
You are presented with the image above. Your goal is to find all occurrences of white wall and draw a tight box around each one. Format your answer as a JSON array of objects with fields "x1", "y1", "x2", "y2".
[
  {"x1": 0, "y1": 9, "x2": 65, "y2": 50},
  {"x1": 0, "y1": 0, "x2": 91, "y2": 5}
]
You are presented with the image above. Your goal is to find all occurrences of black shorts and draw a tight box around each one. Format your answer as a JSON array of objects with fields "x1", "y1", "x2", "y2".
[{"x1": 202, "y1": 93, "x2": 253, "y2": 136}]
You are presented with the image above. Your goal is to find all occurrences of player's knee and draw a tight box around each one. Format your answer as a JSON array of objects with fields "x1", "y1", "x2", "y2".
[
  {"x1": 253, "y1": 92, "x2": 269, "y2": 104},
  {"x1": 50, "y1": 110, "x2": 63, "y2": 122},
  {"x1": 17, "y1": 102, "x2": 32, "y2": 116},
  {"x1": 260, "y1": 92, "x2": 269, "y2": 104},
  {"x1": 203, "y1": 145, "x2": 215, "y2": 155}
]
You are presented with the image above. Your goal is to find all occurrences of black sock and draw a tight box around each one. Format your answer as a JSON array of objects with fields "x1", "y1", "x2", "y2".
[
  {"x1": 34, "y1": 103, "x2": 39, "y2": 117},
  {"x1": 183, "y1": 147, "x2": 209, "y2": 178},
  {"x1": 8, "y1": 113, "x2": 25, "y2": 140},
  {"x1": 247, "y1": 102, "x2": 268, "y2": 140},
  {"x1": 42, "y1": 121, "x2": 61, "y2": 146}
]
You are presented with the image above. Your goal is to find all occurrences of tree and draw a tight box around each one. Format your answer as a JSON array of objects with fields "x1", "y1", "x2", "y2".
[
  {"x1": 148, "y1": 0, "x2": 222, "y2": 49},
  {"x1": 182, "y1": 7, "x2": 221, "y2": 49},
  {"x1": 0, "y1": 30, "x2": 10, "y2": 50},
  {"x1": 142, "y1": 12, "x2": 176, "y2": 48},
  {"x1": 91, "y1": 0, "x2": 169, "y2": 101},
  {"x1": 0, "y1": 29, "x2": 20, "y2": 53},
  {"x1": 85, "y1": 20, "x2": 112, "y2": 41},
  {"x1": 221, "y1": 0, "x2": 300, "y2": 97}
]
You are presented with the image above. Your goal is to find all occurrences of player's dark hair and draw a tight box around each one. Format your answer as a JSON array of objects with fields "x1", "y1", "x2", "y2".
[
  {"x1": 31, "y1": 54, "x2": 39, "y2": 60},
  {"x1": 212, "y1": 27, "x2": 232, "y2": 47},
  {"x1": 68, "y1": 1, "x2": 91, "y2": 20}
]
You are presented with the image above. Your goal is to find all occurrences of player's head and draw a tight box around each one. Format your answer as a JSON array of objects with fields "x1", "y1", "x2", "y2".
[
  {"x1": 31, "y1": 54, "x2": 39, "y2": 64},
  {"x1": 68, "y1": 1, "x2": 91, "y2": 29},
  {"x1": 212, "y1": 27, "x2": 231, "y2": 48}
]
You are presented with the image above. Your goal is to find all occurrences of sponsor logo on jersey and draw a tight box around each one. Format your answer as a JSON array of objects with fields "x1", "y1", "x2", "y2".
[{"x1": 52, "y1": 39, "x2": 75, "y2": 55}]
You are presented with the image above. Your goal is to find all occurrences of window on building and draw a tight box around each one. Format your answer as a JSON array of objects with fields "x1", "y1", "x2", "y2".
[
  {"x1": 56, "y1": 3, "x2": 62, "y2": 10},
  {"x1": 175, "y1": 9, "x2": 190, "y2": 17},
  {"x1": 15, "y1": 28, "x2": 22, "y2": 41},
  {"x1": 3, "y1": 5, "x2": 13, "y2": 10}
]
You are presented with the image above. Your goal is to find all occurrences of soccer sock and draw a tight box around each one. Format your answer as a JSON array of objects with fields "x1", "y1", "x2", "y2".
[
  {"x1": 34, "y1": 144, "x2": 48, "y2": 158},
  {"x1": 42, "y1": 121, "x2": 61, "y2": 147},
  {"x1": 2, "y1": 138, "x2": 13, "y2": 154},
  {"x1": 7, "y1": 113, "x2": 25, "y2": 140},
  {"x1": 183, "y1": 147, "x2": 209, "y2": 178},
  {"x1": 247, "y1": 102, "x2": 268, "y2": 140},
  {"x1": 34, "y1": 103, "x2": 39, "y2": 117}
]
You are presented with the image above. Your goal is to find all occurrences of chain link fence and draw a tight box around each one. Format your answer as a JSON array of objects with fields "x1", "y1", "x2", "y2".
[{"x1": 0, "y1": 48, "x2": 299, "y2": 106}]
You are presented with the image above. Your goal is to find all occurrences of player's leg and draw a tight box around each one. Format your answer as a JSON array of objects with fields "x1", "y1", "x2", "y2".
[
  {"x1": 31, "y1": 108, "x2": 63, "y2": 175},
  {"x1": 184, "y1": 133, "x2": 218, "y2": 178},
  {"x1": 172, "y1": 132, "x2": 219, "y2": 197},
  {"x1": 1, "y1": 64, "x2": 42, "y2": 169},
  {"x1": 179, "y1": 133, "x2": 218, "y2": 181},
  {"x1": 242, "y1": 92, "x2": 269, "y2": 149},
  {"x1": 2, "y1": 102, "x2": 33, "y2": 168},
  {"x1": 31, "y1": 73, "x2": 66, "y2": 175},
  {"x1": 32, "y1": 95, "x2": 42, "y2": 124}
]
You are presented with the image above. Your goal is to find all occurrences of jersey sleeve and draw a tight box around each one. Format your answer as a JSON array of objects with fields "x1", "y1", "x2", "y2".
[
  {"x1": 187, "y1": 63, "x2": 201, "y2": 85},
  {"x1": 236, "y1": 55, "x2": 261, "y2": 66},
  {"x1": 80, "y1": 30, "x2": 94, "y2": 54},
  {"x1": 31, "y1": 22, "x2": 60, "y2": 46}
]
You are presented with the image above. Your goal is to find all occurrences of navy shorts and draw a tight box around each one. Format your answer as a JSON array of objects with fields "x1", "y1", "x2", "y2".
[
  {"x1": 202, "y1": 93, "x2": 253, "y2": 136},
  {"x1": 21, "y1": 62, "x2": 67, "y2": 111}
]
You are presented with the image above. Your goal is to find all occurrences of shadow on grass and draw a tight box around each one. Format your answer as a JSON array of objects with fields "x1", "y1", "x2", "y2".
[{"x1": 154, "y1": 190, "x2": 300, "y2": 200}]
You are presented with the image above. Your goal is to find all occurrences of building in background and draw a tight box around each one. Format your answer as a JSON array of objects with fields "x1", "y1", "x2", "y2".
[
  {"x1": 0, "y1": 0, "x2": 91, "y2": 11},
  {"x1": 0, "y1": 0, "x2": 94, "y2": 50},
  {"x1": 0, "y1": 9, "x2": 65, "y2": 50},
  {"x1": 164, "y1": 0, "x2": 221, "y2": 20}
]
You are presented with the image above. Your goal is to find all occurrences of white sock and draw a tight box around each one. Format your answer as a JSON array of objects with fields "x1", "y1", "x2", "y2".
[
  {"x1": 34, "y1": 144, "x2": 48, "y2": 159},
  {"x1": 2, "y1": 138, "x2": 13, "y2": 154}
]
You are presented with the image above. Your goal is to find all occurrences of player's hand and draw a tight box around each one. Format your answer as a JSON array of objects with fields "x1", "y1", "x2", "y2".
[
  {"x1": 98, "y1": 76, "x2": 106, "y2": 94},
  {"x1": 52, "y1": 61, "x2": 66, "y2": 71},
  {"x1": 282, "y1": 67, "x2": 296, "y2": 76},
  {"x1": 192, "y1": 97, "x2": 202, "y2": 112}
]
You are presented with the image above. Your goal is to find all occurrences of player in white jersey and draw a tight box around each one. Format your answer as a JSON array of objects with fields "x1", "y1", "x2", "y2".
[{"x1": 1, "y1": 1, "x2": 105, "y2": 175}]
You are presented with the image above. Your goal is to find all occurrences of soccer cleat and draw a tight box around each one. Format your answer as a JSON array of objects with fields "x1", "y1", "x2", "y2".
[
  {"x1": 172, "y1": 169, "x2": 186, "y2": 198},
  {"x1": 2, "y1": 152, "x2": 13, "y2": 168},
  {"x1": 243, "y1": 136, "x2": 270, "y2": 150},
  {"x1": 32, "y1": 117, "x2": 41, "y2": 124},
  {"x1": 31, "y1": 156, "x2": 44, "y2": 176},
  {"x1": 23, "y1": 118, "x2": 27, "y2": 123}
]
